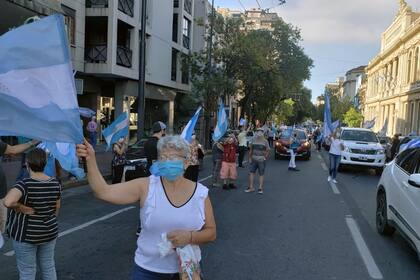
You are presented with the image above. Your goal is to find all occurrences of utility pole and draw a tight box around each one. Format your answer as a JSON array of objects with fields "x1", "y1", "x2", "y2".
[
  {"x1": 137, "y1": 0, "x2": 147, "y2": 140},
  {"x1": 204, "y1": 0, "x2": 215, "y2": 149}
]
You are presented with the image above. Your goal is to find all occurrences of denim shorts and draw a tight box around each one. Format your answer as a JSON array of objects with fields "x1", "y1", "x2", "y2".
[
  {"x1": 132, "y1": 264, "x2": 179, "y2": 280},
  {"x1": 249, "y1": 160, "x2": 266, "y2": 175}
]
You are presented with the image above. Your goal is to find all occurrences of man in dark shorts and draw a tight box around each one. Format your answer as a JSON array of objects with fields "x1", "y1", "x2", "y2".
[{"x1": 245, "y1": 129, "x2": 270, "y2": 195}]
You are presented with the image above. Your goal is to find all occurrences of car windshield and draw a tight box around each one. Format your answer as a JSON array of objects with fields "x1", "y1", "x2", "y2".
[
  {"x1": 341, "y1": 130, "x2": 378, "y2": 143},
  {"x1": 280, "y1": 130, "x2": 306, "y2": 140}
]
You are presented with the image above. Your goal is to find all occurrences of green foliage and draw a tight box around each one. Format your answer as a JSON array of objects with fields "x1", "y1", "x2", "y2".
[
  {"x1": 343, "y1": 107, "x2": 363, "y2": 128},
  {"x1": 313, "y1": 94, "x2": 354, "y2": 123}
]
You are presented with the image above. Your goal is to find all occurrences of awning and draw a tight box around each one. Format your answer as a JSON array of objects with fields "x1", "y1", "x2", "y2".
[{"x1": 130, "y1": 85, "x2": 177, "y2": 113}]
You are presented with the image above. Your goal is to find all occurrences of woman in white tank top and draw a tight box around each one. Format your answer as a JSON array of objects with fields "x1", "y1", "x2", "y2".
[{"x1": 76, "y1": 135, "x2": 217, "y2": 279}]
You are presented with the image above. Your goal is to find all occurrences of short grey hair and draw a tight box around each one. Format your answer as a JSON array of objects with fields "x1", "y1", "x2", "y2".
[{"x1": 157, "y1": 135, "x2": 191, "y2": 158}]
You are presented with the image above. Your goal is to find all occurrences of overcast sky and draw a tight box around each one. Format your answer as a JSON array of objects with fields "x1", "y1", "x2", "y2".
[{"x1": 216, "y1": 0, "x2": 420, "y2": 102}]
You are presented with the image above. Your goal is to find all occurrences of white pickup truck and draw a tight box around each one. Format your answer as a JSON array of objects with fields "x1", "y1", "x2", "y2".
[{"x1": 339, "y1": 127, "x2": 386, "y2": 175}]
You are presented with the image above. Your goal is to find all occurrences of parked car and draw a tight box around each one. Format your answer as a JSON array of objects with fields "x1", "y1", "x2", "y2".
[
  {"x1": 378, "y1": 136, "x2": 392, "y2": 161},
  {"x1": 274, "y1": 129, "x2": 311, "y2": 160},
  {"x1": 123, "y1": 137, "x2": 151, "y2": 181},
  {"x1": 376, "y1": 147, "x2": 420, "y2": 259},
  {"x1": 339, "y1": 127, "x2": 386, "y2": 175}
]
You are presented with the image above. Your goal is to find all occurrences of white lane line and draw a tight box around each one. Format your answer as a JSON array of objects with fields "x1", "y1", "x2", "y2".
[
  {"x1": 4, "y1": 206, "x2": 135, "y2": 257},
  {"x1": 321, "y1": 162, "x2": 328, "y2": 171},
  {"x1": 317, "y1": 154, "x2": 323, "y2": 160},
  {"x1": 329, "y1": 181, "x2": 341, "y2": 195},
  {"x1": 198, "y1": 175, "x2": 212, "y2": 183},
  {"x1": 345, "y1": 216, "x2": 383, "y2": 279}
]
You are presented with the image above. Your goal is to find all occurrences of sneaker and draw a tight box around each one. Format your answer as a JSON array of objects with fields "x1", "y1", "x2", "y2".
[
  {"x1": 0, "y1": 233, "x2": 4, "y2": 249},
  {"x1": 136, "y1": 229, "x2": 141, "y2": 236},
  {"x1": 327, "y1": 176, "x2": 332, "y2": 182},
  {"x1": 222, "y1": 184, "x2": 229, "y2": 190},
  {"x1": 293, "y1": 168, "x2": 300, "y2": 172},
  {"x1": 244, "y1": 188, "x2": 255, "y2": 193},
  {"x1": 258, "y1": 189, "x2": 264, "y2": 195},
  {"x1": 288, "y1": 167, "x2": 294, "y2": 171},
  {"x1": 332, "y1": 179, "x2": 338, "y2": 184},
  {"x1": 229, "y1": 184, "x2": 237, "y2": 189}
]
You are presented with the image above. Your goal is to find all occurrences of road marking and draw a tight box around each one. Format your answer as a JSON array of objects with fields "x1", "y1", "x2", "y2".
[
  {"x1": 329, "y1": 181, "x2": 340, "y2": 195},
  {"x1": 321, "y1": 162, "x2": 328, "y2": 171},
  {"x1": 198, "y1": 175, "x2": 212, "y2": 183},
  {"x1": 317, "y1": 154, "x2": 323, "y2": 160},
  {"x1": 4, "y1": 206, "x2": 135, "y2": 257},
  {"x1": 345, "y1": 216, "x2": 383, "y2": 279}
]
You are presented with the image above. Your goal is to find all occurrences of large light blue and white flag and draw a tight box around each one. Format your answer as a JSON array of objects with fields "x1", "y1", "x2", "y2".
[
  {"x1": 400, "y1": 137, "x2": 420, "y2": 152},
  {"x1": 213, "y1": 101, "x2": 228, "y2": 142},
  {"x1": 102, "y1": 112, "x2": 129, "y2": 149},
  {"x1": 378, "y1": 118, "x2": 388, "y2": 137},
  {"x1": 323, "y1": 93, "x2": 333, "y2": 137},
  {"x1": 0, "y1": 15, "x2": 83, "y2": 143},
  {"x1": 363, "y1": 117, "x2": 376, "y2": 129},
  {"x1": 181, "y1": 106, "x2": 202, "y2": 143},
  {"x1": 38, "y1": 142, "x2": 85, "y2": 179}
]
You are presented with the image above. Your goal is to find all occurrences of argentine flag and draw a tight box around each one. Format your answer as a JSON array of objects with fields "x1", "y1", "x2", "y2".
[
  {"x1": 181, "y1": 106, "x2": 202, "y2": 143},
  {"x1": 363, "y1": 118, "x2": 376, "y2": 129},
  {"x1": 102, "y1": 112, "x2": 129, "y2": 149},
  {"x1": 323, "y1": 93, "x2": 333, "y2": 137},
  {"x1": 400, "y1": 137, "x2": 420, "y2": 152},
  {"x1": 213, "y1": 101, "x2": 228, "y2": 142},
  {"x1": 0, "y1": 15, "x2": 83, "y2": 143}
]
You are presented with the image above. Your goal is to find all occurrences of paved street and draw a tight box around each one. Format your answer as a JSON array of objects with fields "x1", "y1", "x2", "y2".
[{"x1": 1, "y1": 148, "x2": 420, "y2": 279}]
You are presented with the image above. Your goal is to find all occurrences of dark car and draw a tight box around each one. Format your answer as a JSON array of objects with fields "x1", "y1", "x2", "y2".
[
  {"x1": 274, "y1": 129, "x2": 311, "y2": 160},
  {"x1": 123, "y1": 138, "x2": 151, "y2": 181},
  {"x1": 378, "y1": 136, "x2": 392, "y2": 161}
]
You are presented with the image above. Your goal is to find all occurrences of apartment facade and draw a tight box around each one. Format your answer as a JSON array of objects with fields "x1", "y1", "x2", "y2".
[
  {"x1": 364, "y1": 1, "x2": 420, "y2": 136},
  {"x1": 217, "y1": 7, "x2": 279, "y2": 31},
  {"x1": 342, "y1": 66, "x2": 366, "y2": 103},
  {"x1": 1, "y1": 0, "x2": 204, "y2": 137}
]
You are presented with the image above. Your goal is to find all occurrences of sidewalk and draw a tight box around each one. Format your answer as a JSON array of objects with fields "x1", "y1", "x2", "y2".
[{"x1": 1, "y1": 144, "x2": 113, "y2": 189}]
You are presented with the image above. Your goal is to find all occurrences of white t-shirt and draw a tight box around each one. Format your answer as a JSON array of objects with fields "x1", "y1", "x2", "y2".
[
  {"x1": 329, "y1": 138, "x2": 343, "y2": 156},
  {"x1": 238, "y1": 131, "x2": 247, "y2": 147}
]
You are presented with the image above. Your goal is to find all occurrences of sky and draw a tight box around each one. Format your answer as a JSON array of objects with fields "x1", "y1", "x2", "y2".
[{"x1": 215, "y1": 0, "x2": 420, "y2": 102}]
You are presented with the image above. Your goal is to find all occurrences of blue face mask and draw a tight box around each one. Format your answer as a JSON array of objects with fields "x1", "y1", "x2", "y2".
[{"x1": 150, "y1": 160, "x2": 184, "y2": 181}]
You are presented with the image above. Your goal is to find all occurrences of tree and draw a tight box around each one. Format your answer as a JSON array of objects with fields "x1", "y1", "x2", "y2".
[{"x1": 343, "y1": 107, "x2": 363, "y2": 127}]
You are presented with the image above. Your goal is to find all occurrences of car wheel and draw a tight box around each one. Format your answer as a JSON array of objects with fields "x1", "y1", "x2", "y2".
[
  {"x1": 375, "y1": 168, "x2": 383, "y2": 176},
  {"x1": 376, "y1": 191, "x2": 395, "y2": 236}
]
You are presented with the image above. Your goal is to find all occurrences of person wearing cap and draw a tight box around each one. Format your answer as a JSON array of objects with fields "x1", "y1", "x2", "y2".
[{"x1": 145, "y1": 121, "x2": 167, "y2": 172}]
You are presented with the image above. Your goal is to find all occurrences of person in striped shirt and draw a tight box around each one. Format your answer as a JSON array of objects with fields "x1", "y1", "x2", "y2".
[{"x1": 4, "y1": 148, "x2": 61, "y2": 280}]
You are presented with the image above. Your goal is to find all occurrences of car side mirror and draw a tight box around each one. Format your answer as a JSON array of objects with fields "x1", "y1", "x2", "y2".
[{"x1": 408, "y1": 174, "x2": 420, "y2": 188}]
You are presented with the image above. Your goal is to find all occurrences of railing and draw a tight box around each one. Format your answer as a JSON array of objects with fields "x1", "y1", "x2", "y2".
[
  {"x1": 117, "y1": 46, "x2": 133, "y2": 68},
  {"x1": 184, "y1": 0, "x2": 192, "y2": 14},
  {"x1": 86, "y1": 0, "x2": 108, "y2": 8},
  {"x1": 182, "y1": 35, "x2": 190, "y2": 49},
  {"x1": 85, "y1": 44, "x2": 107, "y2": 63},
  {"x1": 118, "y1": 0, "x2": 134, "y2": 17}
]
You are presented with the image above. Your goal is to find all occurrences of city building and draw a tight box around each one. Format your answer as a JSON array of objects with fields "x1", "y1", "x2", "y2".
[
  {"x1": 1, "y1": 0, "x2": 208, "y2": 138},
  {"x1": 342, "y1": 66, "x2": 366, "y2": 103},
  {"x1": 325, "y1": 77, "x2": 345, "y2": 97},
  {"x1": 364, "y1": 0, "x2": 420, "y2": 136},
  {"x1": 217, "y1": 7, "x2": 279, "y2": 31}
]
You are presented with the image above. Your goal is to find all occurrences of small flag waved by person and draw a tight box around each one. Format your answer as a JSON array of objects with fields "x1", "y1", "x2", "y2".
[
  {"x1": 323, "y1": 92, "x2": 333, "y2": 137},
  {"x1": 102, "y1": 112, "x2": 129, "y2": 149},
  {"x1": 0, "y1": 14, "x2": 83, "y2": 143},
  {"x1": 400, "y1": 137, "x2": 420, "y2": 152},
  {"x1": 181, "y1": 106, "x2": 202, "y2": 143},
  {"x1": 213, "y1": 101, "x2": 228, "y2": 142}
]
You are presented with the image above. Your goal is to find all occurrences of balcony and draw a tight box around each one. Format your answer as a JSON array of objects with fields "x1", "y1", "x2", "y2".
[
  {"x1": 117, "y1": 46, "x2": 132, "y2": 68},
  {"x1": 182, "y1": 35, "x2": 190, "y2": 49},
  {"x1": 118, "y1": 0, "x2": 134, "y2": 17},
  {"x1": 85, "y1": 44, "x2": 107, "y2": 63},
  {"x1": 86, "y1": 0, "x2": 108, "y2": 8},
  {"x1": 184, "y1": 0, "x2": 192, "y2": 14}
]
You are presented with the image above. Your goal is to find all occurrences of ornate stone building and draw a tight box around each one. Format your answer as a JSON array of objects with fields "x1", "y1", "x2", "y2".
[{"x1": 364, "y1": 0, "x2": 420, "y2": 136}]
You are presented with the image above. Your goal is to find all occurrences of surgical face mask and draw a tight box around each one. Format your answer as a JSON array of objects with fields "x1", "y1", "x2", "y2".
[{"x1": 150, "y1": 160, "x2": 184, "y2": 181}]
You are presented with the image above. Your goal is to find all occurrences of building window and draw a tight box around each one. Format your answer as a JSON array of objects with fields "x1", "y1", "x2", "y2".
[
  {"x1": 410, "y1": 102, "x2": 415, "y2": 132},
  {"x1": 61, "y1": 5, "x2": 76, "y2": 45},
  {"x1": 171, "y1": 48, "x2": 178, "y2": 82},
  {"x1": 407, "y1": 51, "x2": 412, "y2": 84},
  {"x1": 184, "y1": 0, "x2": 192, "y2": 15},
  {"x1": 415, "y1": 48, "x2": 419, "y2": 82},
  {"x1": 181, "y1": 56, "x2": 189, "y2": 84},
  {"x1": 182, "y1": 17, "x2": 191, "y2": 49},
  {"x1": 172, "y1": 14, "x2": 178, "y2": 43},
  {"x1": 173, "y1": 0, "x2": 179, "y2": 8},
  {"x1": 118, "y1": 0, "x2": 134, "y2": 17}
]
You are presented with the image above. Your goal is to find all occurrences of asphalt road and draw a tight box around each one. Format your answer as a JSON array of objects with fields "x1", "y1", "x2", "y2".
[{"x1": 1, "y1": 148, "x2": 420, "y2": 279}]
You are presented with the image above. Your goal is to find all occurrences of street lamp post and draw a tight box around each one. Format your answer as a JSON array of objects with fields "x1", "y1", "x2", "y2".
[{"x1": 137, "y1": 0, "x2": 147, "y2": 140}]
